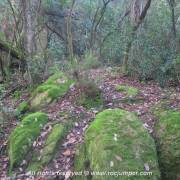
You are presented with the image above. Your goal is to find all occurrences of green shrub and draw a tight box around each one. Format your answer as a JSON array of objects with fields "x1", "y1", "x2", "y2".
[
  {"x1": 27, "y1": 53, "x2": 48, "y2": 83},
  {"x1": 12, "y1": 90, "x2": 21, "y2": 99},
  {"x1": 77, "y1": 79, "x2": 103, "y2": 109},
  {"x1": 48, "y1": 65, "x2": 61, "y2": 74},
  {"x1": 81, "y1": 51, "x2": 101, "y2": 70},
  {"x1": 78, "y1": 93, "x2": 103, "y2": 109}
]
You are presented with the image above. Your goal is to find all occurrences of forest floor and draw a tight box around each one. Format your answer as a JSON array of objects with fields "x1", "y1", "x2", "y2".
[{"x1": 0, "y1": 68, "x2": 180, "y2": 180}]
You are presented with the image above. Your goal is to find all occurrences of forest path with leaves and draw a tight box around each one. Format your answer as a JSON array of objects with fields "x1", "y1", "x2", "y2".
[{"x1": 0, "y1": 68, "x2": 179, "y2": 180}]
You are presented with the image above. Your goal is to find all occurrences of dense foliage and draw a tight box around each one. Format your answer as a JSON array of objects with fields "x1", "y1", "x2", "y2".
[{"x1": 0, "y1": 0, "x2": 179, "y2": 86}]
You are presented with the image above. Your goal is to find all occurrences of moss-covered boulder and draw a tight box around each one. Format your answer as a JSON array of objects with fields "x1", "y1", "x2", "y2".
[
  {"x1": 74, "y1": 109, "x2": 160, "y2": 180},
  {"x1": 116, "y1": 85, "x2": 139, "y2": 97},
  {"x1": 153, "y1": 106, "x2": 180, "y2": 180},
  {"x1": 28, "y1": 124, "x2": 65, "y2": 171},
  {"x1": 8, "y1": 112, "x2": 48, "y2": 172},
  {"x1": 27, "y1": 112, "x2": 77, "y2": 172},
  {"x1": 15, "y1": 72, "x2": 74, "y2": 114},
  {"x1": 30, "y1": 72, "x2": 74, "y2": 110},
  {"x1": 15, "y1": 101, "x2": 29, "y2": 115}
]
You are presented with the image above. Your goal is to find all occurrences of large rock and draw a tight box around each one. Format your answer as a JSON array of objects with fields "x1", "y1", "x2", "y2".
[
  {"x1": 153, "y1": 104, "x2": 180, "y2": 180},
  {"x1": 74, "y1": 109, "x2": 160, "y2": 180},
  {"x1": 16, "y1": 72, "x2": 74, "y2": 113},
  {"x1": 30, "y1": 72, "x2": 74, "y2": 110},
  {"x1": 8, "y1": 112, "x2": 48, "y2": 172},
  {"x1": 28, "y1": 124, "x2": 66, "y2": 172},
  {"x1": 27, "y1": 111, "x2": 77, "y2": 172}
]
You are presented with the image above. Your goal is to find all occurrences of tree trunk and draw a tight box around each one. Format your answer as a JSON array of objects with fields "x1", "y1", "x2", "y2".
[
  {"x1": 21, "y1": 0, "x2": 40, "y2": 83},
  {"x1": 123, "y1": 0, "x2": 152, "y2": 73},
  {"x1": 0, "y1": 40, "x2": 24, "y2": 60},
  {"x1": 21, "y1": 0, "x2": 38, "y2": 57},
  {"x1": 168, "y1": 0, "x2": 176, "y2": 38},
  {"x1": 66, "y1": 0, "x2": 76, "y2": 62},
  {"x1": 0, "y1": 56, "x2": 5, "y2": 80},
  {"x1": 90, "y1": 0, "x2": 112, "y2": 50}
]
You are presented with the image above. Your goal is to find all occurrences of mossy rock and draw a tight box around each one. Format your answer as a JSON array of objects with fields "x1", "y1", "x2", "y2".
[
  {"x1": 74, "y1": 109, "x2": 160, "y2": 180},
  {"x1": 8, "y1": 112, "x2": 48, "y2": 172},
  {"x1": 30, "y1": 72, "x2": 74, "y2": 110},
  {"x1": 151, "y1": 100, "x2": 170, "y2": 117},
  {"x1": 153, "y1": 109, "x2": 180, "y2": 180},
  {"x1": 27, "y1": 112, "x2": 78, "y2": 172},
  {"x1": 28, "y1": 124, "x2": 65, "y2": 172},
  {"x1": 15, "y1": 101, "x2": 29, "y2": 115},
  {"x1": 116, "y1": 85, "x2": 139, "y2": 97}
]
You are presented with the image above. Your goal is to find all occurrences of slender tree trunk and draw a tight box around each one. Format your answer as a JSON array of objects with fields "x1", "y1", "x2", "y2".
[
  {"x1": 22, "y1": 0, "x2": 37, "y2": 57},
  {"x1": 90, "y1": 0, "x2": 112, "y2": 50},
  {"x1": 66, "y1": 0, "x2": 75, "y2": 62},
  {"x1": 21, "y1": 0, "x2": 40, "y2": 83},
  {"x1": 167, "y1": 0, "x2": 176, "y2": 38},
  {"x1": 0, "y1": 56, "x2": 5, "y2": 80},
  {"x1": 171, "y1": 5, "x2": 176, "y2": 38},
  {"x1": 123, "y1": 0, "x2": 151, "y2": 73},
  {"x1": 123, "y1": 23, "x2": 139, "y2": 73}
]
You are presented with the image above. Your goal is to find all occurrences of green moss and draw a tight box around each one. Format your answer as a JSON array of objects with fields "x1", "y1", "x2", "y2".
[
  {"x1": 27, "y1": 111, "x2": 78, "y2": 172},
  {"x1": 116, "y1": 85, "x2": 139, "y2": 97},
  {"x1": 151, "y1": 100, "x2": 170, "y2": 117},
  {"x1": 16, "y1": 101, "x2": 29, "y2": 114},
  {"x1": 30, "y1": 72, "x2": 74, "y2": 109},
  {"x1": 154, "y1": 110, "x2": 180, "y2": 180},
  {"x1": 28, "y1": 124, "x2": 65, "y2": 171},
  {"x1": 74, "y1": 109, "x2": 160, "y2": 180},
  {"x1": 44, "y1": 72, "x2": 66, "y2": 85},
  {"x1": 36, "y1": 82, "x2": 72, "y2": 99},
  {"x1": 8, "y1": 112, "x2": 48, "y2": 172}
]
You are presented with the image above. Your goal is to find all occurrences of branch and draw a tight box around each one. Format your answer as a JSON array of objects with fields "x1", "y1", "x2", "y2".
[
  {"x1": 139, "y1": 0, "x2": 152, "y2": 22},
  {"x1": 45, "y1": 23, "x2": 65, "y2": 41},
  {"x1": 0, "y1": 40, "x2": 24, "y2": 60}
]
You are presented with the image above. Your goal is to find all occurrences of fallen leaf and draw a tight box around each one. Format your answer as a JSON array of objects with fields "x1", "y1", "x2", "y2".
[
  {"x1": 63, "y1": 149, "x2": 71, "y2": 156},
  {"x1": 67, "y1": 137, "x2": 76, "y2": 144},
  {"x1": 65, "y1": 171, "x2": 71, "y2": 179}
]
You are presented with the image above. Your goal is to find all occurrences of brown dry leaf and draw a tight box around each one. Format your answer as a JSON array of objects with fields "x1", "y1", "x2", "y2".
[
  {"x1": 62, "y1": 149, "x2": 71, "y2": 156},
  {"x1": 65, "y1": 170, "x2": 71, "y2": 179},
  {"x1": 67, "y1": 137, "x2": 76, "y2": 144}
]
